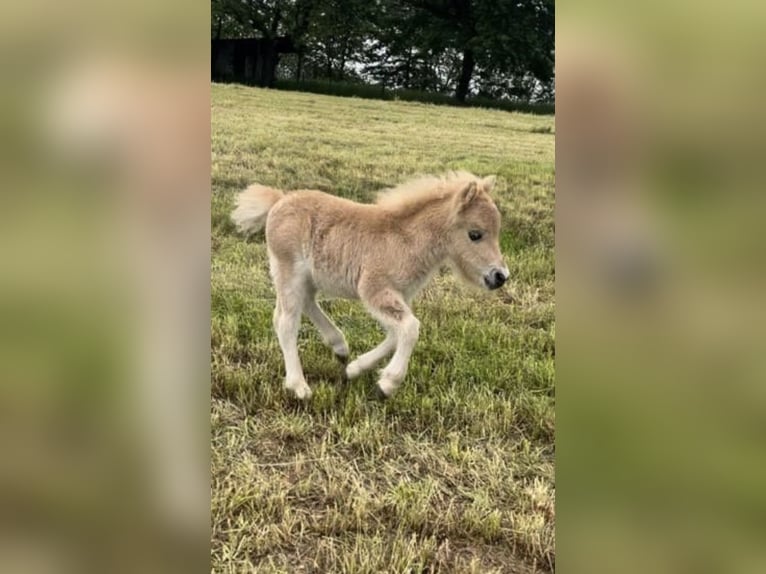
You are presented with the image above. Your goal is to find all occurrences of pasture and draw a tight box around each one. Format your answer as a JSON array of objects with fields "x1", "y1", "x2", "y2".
[{"x1": 211, "y1": 84, "x2": 555, "y2": 573}]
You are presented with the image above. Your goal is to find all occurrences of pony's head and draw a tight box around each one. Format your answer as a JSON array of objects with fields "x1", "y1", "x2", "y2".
[{"x1": 446, "y1": 174, "x2": 509, "y2": 290}]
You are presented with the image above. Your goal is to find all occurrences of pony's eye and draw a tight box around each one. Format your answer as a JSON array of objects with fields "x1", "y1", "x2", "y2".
[{"x1": 468, "y1": 230, "x2": 483, "y2": 242}]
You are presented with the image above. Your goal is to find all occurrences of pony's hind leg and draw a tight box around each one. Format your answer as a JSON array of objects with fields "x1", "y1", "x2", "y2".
[
  {"x1": 360, "y1": 286, "x2": 420, "y2": 397},
  {"x1": 303, "y1": 297, "x2": 349, "y2": 361},
  {"x1": 271, "y1": 260, "x2": 312, "y2": 399},
  {"x1": 345, "y1": 331, "x2": 396, "y2": 379}
]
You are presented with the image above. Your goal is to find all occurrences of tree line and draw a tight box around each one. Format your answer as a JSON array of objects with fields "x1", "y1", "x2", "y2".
[{"x1": 212, "y1": 0, "x2": 554, "y2": 103}]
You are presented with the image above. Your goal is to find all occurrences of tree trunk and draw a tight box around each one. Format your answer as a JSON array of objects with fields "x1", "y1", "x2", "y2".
[
  {"x1": 262, "y1": 8, "x2": 282, "y2": 87},
  {"x1": 293, "y1": 0, "x2": 312, "y2": 83},
  {"x1": 339, "y1": 36, "x2": 350, "y2": 81},
  {"x1": 269, "y1": 8, "x2": 282, "y2": 36},
  {"x1": 212, "y1": 20, "x2": 223, "y2": 79},
  {"x1": 260, "y1": 42, "x2": 281, "y2": 87},
  {"x1": 456, "y1": 46, "x2": 475, "y2": 102},
  {"x1": 296, "y1": 51, "x2": 304, "y2": 82},
  {"x1": 404, "y1": 46, "x2": 413, "y2": 89}
]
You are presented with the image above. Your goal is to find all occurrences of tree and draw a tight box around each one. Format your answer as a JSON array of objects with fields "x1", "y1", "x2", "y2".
[
  {"x1": 362, "y1": 0, "x2": 442, "y2": 90},
  {"x1": 304, "y1": 0, "x2": 376, "y2": 81},
  {"x1": 405, "y1": 0, "x2": 554, "y2": 102},
  {"x1": 472, "y1": 0, "x2": 554, "y2": 100},
  {"x1": 211, "y1": 0, "x2": 555, "y2": 103}
]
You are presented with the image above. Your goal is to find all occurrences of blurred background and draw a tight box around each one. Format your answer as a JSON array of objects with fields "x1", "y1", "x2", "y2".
[
  {"x1": 0, "y1": 1, "x2": 210, "y2": 572},
  {"x1": 557, "y1": 1, "x2": 766, "y2": 573}
]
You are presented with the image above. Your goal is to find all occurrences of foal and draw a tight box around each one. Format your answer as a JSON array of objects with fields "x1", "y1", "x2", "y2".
[{"x1": 231, "y1": 172, "x2": 508, "y2": 399}]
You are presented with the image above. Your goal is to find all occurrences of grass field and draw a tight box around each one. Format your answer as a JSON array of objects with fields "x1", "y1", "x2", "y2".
[{"x1": 211, "y1": 83, "x2": 555, "y2": 573}]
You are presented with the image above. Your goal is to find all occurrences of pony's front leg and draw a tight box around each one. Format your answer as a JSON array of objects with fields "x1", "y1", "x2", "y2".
[
  {"x1": 345, "y1": 331, "x2": 396, "y2": 379},
  {"x1": 378, "y1": 315, "x2": 420, "y2": 396},
  {"x1": 362, "y1": 287, "x2": 420, "y2": 397}
]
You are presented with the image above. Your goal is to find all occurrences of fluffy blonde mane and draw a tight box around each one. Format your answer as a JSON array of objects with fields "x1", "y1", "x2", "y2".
[{"x1": 375, "y1": 171, "x2": 481, "y2": 209}]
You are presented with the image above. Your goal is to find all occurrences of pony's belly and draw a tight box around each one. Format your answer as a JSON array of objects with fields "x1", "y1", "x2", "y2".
[{"x1": 312, "y1": 270, "x2": 358, "y2": 299}]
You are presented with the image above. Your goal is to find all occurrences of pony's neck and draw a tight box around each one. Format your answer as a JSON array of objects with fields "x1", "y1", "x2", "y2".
[{"x1": 397, "y1": 195, "x2": 453, "y2": 272}]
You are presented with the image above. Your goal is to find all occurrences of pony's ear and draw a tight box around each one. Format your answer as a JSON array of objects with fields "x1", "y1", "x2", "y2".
[
  {"x1": 481, "y1": 175, "x2": 497, "y2": 192},
  {"x1": 456, "y1": 181, "x2": 478, "y2": 210}
]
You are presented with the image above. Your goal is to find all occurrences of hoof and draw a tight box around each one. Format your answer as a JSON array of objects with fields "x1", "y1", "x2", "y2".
[
  {"x1": 370, "y1": 385, "x2": 389, "y2": 402},
  {"x1": 332, "y1": 342, "x2": 350, "y2": 360},
  {"x1": 285, "y1": 379, "x2": 312, "y2": 400},
  {"x1": 345, "y1": 360, "x2": 363, "y2": 380},
  {"x1": 334, "y1": 352, "x2": 349, "y2": 365},
  {"x1": 376, "y1": 377, "x2": 398, "y2": 398}
]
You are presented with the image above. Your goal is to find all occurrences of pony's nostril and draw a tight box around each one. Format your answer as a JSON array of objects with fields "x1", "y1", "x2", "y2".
[{"x1": 484, "y1": 269, "x2": 508, "y2": 290}]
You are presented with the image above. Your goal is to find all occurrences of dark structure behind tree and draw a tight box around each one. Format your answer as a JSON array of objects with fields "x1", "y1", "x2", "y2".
[{"x1": 212, "y1": 37, "x2": 296, "y2": 87}]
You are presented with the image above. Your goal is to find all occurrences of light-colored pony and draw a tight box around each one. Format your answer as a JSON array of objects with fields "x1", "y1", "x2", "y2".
[{"x1": 231, "y1": 171, "x2": 509, "y2": 399}]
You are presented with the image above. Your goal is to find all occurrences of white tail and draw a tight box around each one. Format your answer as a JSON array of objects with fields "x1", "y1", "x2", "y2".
[{"x1": 231, "y1": 184, "x2": 285, "y2": 235}]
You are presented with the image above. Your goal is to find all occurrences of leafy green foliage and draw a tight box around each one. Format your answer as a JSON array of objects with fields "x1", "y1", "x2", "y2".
[{"x1": 211, "y1": 0, "x2": 555, "y2": 103}]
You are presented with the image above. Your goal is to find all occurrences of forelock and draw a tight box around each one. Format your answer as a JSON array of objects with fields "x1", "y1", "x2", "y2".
[{"x1": 464, "y1": 194, "x2": 500, "y2": 228}]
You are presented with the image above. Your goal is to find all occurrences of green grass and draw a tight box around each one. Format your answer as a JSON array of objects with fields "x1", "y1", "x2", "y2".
[{"x1": 211, "y1": 83, "x2": 555, "y2": 573}]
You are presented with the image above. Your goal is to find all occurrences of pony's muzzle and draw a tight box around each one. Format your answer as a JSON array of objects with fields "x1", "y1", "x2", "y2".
[{"x1": 484, "y1": 267, "x2": 509, "y2": 290}]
